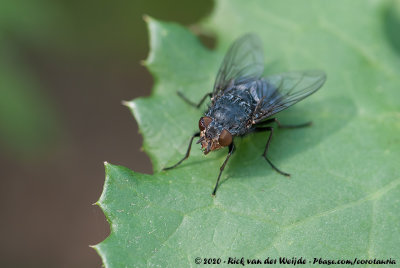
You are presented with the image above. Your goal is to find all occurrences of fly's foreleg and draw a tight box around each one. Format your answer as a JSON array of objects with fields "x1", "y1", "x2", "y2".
[
  {"x1": 212, "y1": 142, "x2": 235, "y2": 196},
  {"x1": 163, "y1": 132, "x2": 200, "y2": 170},
  {"x1": 177, "y1": 91, "x2": 212, "y2": 108},
  {"x1": 255, "y1": 126, "x2": 290, "y2": 177}
]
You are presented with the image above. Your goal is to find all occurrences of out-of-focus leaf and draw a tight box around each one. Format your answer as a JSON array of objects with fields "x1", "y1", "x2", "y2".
[{"x1": 0, "y1": 43, "x2": 61, "y2": 157}]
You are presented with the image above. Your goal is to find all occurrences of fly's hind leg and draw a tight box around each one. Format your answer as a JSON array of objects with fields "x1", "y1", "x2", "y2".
[
  {"x1": 255, "y1": 126, "x2": 290, "y2": 177},
  {"x1": 260, "y1": 117, "x2": 312, "y2": 129},
  {"x1": 177, "y1": 91, "x2": 212, "y2": 108},
  {"x1": 163, "y1": 132, "x2": 200, "y2": 170}
]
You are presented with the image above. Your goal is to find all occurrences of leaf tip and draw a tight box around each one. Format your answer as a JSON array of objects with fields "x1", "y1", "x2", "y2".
[
  {"x1": 121, "y1": 100, "x2": 131, "y2": 107},
  {"x1": 103, "y1": 161, "x2": 110, "y2": 171},
  {"x1": 103, "y1": 161, "x2": 112, "y2": 175},
  {"x1": 88, "y1": 244, "x2": 97, "y2": 250},
  {"x1": 143, "y1": 14, "x2": 153, "y2": 23},
  {"x1": 123, "y1": 100, "x2": 137, "y2": 113},
  {"x1": 91, "y1": 244, "x2": 108, "y2": 268}
]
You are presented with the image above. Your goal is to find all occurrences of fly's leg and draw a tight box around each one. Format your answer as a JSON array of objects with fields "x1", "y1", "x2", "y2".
[
  {"x1": 163, "y1": 132, "x2": 200, "y2": 170},
  {"x1": 212, "y1": 142, "x2": 235, "y2": 196},
  {"x1": 258, "y1": 117, "x2": 312, "y2": 128},
  {"x1": 255, "y1": 127, "x2": 290, "y2": 177},
  {"x1": 177, "y1": 91, "x2": 212, "y2": 108}
]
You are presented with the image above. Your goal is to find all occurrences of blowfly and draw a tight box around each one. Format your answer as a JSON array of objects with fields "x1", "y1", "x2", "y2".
[{"x1": 163, "y1": 33, "x2": 326, "y2": 196}]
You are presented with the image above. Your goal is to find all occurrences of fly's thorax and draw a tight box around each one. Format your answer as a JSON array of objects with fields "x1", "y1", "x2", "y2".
[
  {"x1": 198, "y1": 117, "x2": 232, "y2": 154},
  {"x1": 206, "y1": 90, "x2": 256, "y2": 135}
]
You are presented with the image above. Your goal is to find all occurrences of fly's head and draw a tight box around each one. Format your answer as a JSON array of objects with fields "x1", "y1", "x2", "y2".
[{"x1": 197, "y1": 116, "x2": 232, "y2": 155}]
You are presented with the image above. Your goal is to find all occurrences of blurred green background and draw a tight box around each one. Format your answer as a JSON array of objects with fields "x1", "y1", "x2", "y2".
[{"x1": 0, "y1": 0, "x2": 212, "y2": 267}]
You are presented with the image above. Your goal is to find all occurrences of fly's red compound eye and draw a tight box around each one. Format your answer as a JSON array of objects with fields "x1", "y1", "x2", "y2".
[
  {"x1": 218, "y1": 129, "x2": 232, "y2": 147},
  {"x1": 199, "y1": 116, "x2": 212, "y2": 131}
]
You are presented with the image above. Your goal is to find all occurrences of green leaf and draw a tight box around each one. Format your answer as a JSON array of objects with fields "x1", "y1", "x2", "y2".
[{"x1": 95, "y1": 1, "x2": 400, "y2": 267}]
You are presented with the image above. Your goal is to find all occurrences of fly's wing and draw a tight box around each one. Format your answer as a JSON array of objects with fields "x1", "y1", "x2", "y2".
[
  {"x1": 252, "y1": 70, "x2": 326, "y2": 122},
  {"x1": 213, "y1": 33, "x2": 264, "y2": 97}
]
